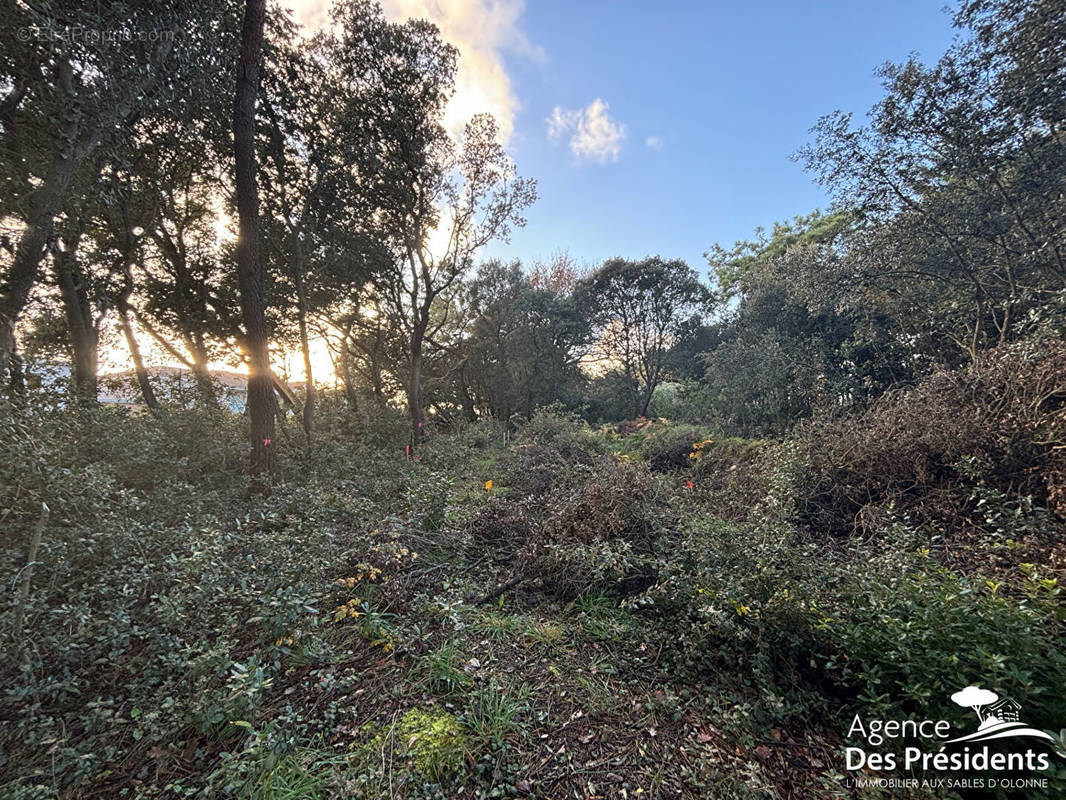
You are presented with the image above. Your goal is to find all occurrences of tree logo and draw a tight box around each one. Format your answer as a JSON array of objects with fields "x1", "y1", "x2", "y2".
[{"x1": 944, "y1": 686, "x2": 1056, "y2": 746}]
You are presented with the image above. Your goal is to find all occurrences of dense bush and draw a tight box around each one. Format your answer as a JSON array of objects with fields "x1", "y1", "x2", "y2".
[
  {"x1": 639, "y1": 514, "x2": 1066, "y2": 732},
  {"x1": 525, "y1": 457, "x2": 673, "y2": 598},
  {"x1": 787, "y1": 334, "x2": 1066, "y2": 539},
  {"x1": 688, "y1": 436, "x2": 769, "y2": 522},
  {"x1": 639, "y1": 423, "x2": 705, "y2": 472},
  {"x1": 496, "y1": 406, "x2": 603, "y2": 496}
]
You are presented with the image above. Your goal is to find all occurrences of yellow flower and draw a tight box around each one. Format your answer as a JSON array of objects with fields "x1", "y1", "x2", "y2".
[
  {"x1": 485, "y1": 479, "x2": 493, "y2": 491},
  {"x1": 735, "y1": 605, "x2": 750, "y2": 616}
]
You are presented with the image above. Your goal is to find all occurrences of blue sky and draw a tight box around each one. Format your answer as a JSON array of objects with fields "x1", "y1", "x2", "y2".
[{"x1": 477, "y1": 1, "x2": 961, "y2": 275}]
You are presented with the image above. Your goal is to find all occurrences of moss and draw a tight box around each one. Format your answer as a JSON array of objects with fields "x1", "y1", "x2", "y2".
[
  {"x1": 398, "y1": 709, "x2": 467, "y2": 777},
  {"x1": 359, "y1": 709, "x2": 467, "y2": 781}
]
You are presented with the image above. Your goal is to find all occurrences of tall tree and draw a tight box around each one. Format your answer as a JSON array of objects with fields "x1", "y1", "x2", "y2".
[
  {"x1": 464, "y1": 260, "x2": 589, "y2": 423},
  {"x1": 0, "y1": 1, "x2": 233, "y2": 381},
  {"x1": 259, "y1": 18, "x2": 385, "y2": 440},
  {"x1": 578, "y1": 257, "x2": 711, "y2": 419},
  {"x1": 233, "y1": 0, "x2": 277, "y2": 475},
  {"x1": 325, "y1": 1, "x2": 535, "y2": 449},
  {"x1": 799, "y1": 0, "x2": 1066, "y2": 363}
]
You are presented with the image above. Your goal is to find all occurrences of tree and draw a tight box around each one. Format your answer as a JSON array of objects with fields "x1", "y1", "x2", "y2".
[
  {"x1": 464, "y1": 260, "x2": 589, "y2": 423},
  {"x1": 578, "y1": 257, "x2": 710, "y2": 419},
  {"x1": 258, "y1": 16, "x2": 387, "y2": 439},
  {"x1": 325, "y1": 1, "x2": 535, "y2": 449},
  {"x1": 233, "y1": 0, "x2": 277, "y2": 475},
  {"x1": 798, "y1": 0, "x2": 1066, "y2": 363},
  {"x1": 136, "y1": 159, "x2": 241, "y2": 402},
  {"x1": 0, "y1": 1, "x2": 234, "y2": 381},
  {"x1": 698, "y1": 211, "x2": 914, "y2": 435}
]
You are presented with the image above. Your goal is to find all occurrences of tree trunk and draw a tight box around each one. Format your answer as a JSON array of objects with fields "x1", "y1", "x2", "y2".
[
  {"x1": 188, "y1": 334, "x2": 218, "y2": 407},
  {"x1": 339, "y1": 324, "x2": 360, "y2": 412},
  {"x1": 119, "y1": 309, "x2": 160, "y2": 412},
  {"x1": 0, "y1": 47, "x2": 170, "y2": 381},
  {"x1": 117, "y1": 261, "x2": 160, "y2": 413},
  {"x1": 409, "y1": 334, "x2": 425, "y2": 453},
  {"x1": 233, "y1": 0, "x2": 277, "y2": 477},
  {"x1": 637, "y1": 381, "x2": 655, "y2": 419},
  {"x1": 294, "y1": 257, "x2": 315, "y2": 442},
  {"x1": 0, "y1": 152, "x2": 78, "y2": 379},
  {"x1": 7, "y1": 344, "x2": 26, "y2": 401},
  {"x1": 457, "y1": 366, "x2": 477, "y2": 423},
  {"x1": 52, "y1": 231, "x2": 100, "y2": 404}
]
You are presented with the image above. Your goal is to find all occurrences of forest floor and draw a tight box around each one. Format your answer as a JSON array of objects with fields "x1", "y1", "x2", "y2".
[{"x1": 2, "y1": 401, "x2": 1063, "y2": 799}]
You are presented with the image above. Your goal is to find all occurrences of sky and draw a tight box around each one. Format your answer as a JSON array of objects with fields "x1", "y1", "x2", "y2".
[{"x1": 289, "y1": 0, "x2": 962, "y2": 276}]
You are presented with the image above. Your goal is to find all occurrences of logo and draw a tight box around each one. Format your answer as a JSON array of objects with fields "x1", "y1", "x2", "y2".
[
  {"x1": 844, "y1": 685, "x2": 1064, "y2": 793},
  {"x1": 944, "y1": 686, "x2": 1055, "y2": 747}
]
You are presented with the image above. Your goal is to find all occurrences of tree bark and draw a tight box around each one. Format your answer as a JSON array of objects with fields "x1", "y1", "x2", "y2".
[
  {"x1": 233, "y1": 0, "x2": 277, "y2": 477},
  {"x1": 294, "y1": 253, "x2": 315, "y2": 442},
  {"x1": 0, "y1": 152, "x2": 78, "y2": 379},
  {"x1": 119, "y1": 308, "x2": 160, "y2": 413},
  {"x1": 457, "y1": 365, "x2": 477, "y2": 423},
  {"x1": 409, "y1": 333, "x2": 425, "y2": 453},
  {"x1": 52, "y1": 230, "x2": 100, "y2": 404},
  {"x1": 0, "y1": 45, "x2": 171, "y2": 382},
  {"x1": 338, "y1": 321, "x2": 360, "y2": 412}
]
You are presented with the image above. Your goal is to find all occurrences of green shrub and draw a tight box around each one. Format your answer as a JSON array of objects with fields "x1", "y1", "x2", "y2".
[
  {"x1": 639, "y1": 513, "x2": 1066, "y2": 731},
  {"x1": 522, "y1": 457, "x2": 673, "y2": 598},
  {"x1": 639, "y1": 423, "x2": 705, "y2": 472},
  {"x1": 497, "y1": 406, "x2": 602, "y2": 496},
  {"x1": 820, "y1": 565, "x2": 1066, "y2": 726}
]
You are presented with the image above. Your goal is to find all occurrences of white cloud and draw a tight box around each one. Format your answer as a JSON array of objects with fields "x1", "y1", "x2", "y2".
[
  {"x1": 284, "y1": 0, "x2": 539, "y2": 145},
  {"x1": 645, "y1": 135, "x2": 663, "y2": 150},
  {"x1": 547, "y1": 98, "x2": 626, "y2": 164}
]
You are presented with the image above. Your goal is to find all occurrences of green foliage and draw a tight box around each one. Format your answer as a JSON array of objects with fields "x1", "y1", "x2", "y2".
[
  {"x1": 821, "y1": 566, "x2": 1066, "y2": 725},
  {"x1": 462, "y1": 680, "x2": 530, "y2": 746},
  {"x1": 496, "y1": 405, "x2": 603, "y2": 497},
  {"x1": 419, "y1": 643, "x2": 472, "y2": 694},
  {"x1": 638, "y1": 422, "x2": 706, "y2": 472},
  {"x1": 639, "y1": 515, "x2": 1066, "y2": 730},
  {"x1": 463, "y1": 260, "x2": 589, "y2": 422},
  {"x1": 577, "y1": 256, "x2": 712, "y2": 419}
]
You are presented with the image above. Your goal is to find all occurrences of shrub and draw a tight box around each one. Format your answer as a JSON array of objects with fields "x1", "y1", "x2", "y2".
[
  {"x1": 786, "y1": 334, "x2": 1066, "y2": 540},
  {"x1": 639, "y1": 423, "x2": 705, "y2": 472},
  {"x1": 688, "y1": 436, "x2": 769, "y2": 522},
  {"x1": 497, "y1": 406, "x2": 603, "y2": 496},
  {"x1": 639, "y1": 513, "x2": 1066, "y2": 732},
  {"x1": 820, "y1": 565, "x2": 1066, "y2": 726},
  {"x1": 521, "y1": 457, "x2": 673, "y2": 598}
]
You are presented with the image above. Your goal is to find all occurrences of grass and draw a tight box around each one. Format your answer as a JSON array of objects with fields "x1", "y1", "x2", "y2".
[
  {"x1": 473, "y1": 610, "x2": 526, "y2": 641},
  {"x1": 255, "y1": 749, "x2": 347, "y2": 800},
  {"x1": 419, "y1": 642, "x2": 472, "y2": 694},
  {"x1": 462, "y1": 680, "x2": 532, "y2": 745},
  {"x1": 522, "y1": 620, "x2": 567, "y2": 648}
]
